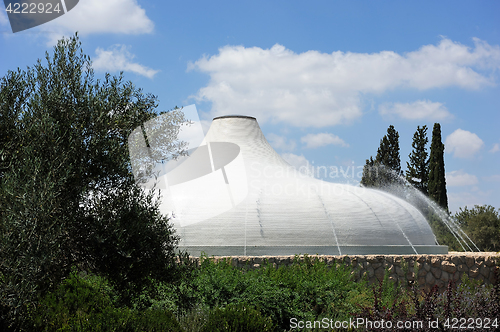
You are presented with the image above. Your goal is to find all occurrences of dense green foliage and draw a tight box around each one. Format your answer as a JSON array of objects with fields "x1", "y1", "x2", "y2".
[
  {"x1": 19, "y1": 257, "x2": 500, "y2": 331},
  {"x1": 455, "y1": 205, "x2": 500, "y2": 252},
  {"x1": 406, "y1": 125, "x2": 429, "y2": 195},
  {"x1": 19, "y1": 256, "x2": 367, "y2": 331},
  {"x1": 201, "y1": 304, "x2": 275, "y2": 332},
  {"x1": 0, "y1": 35, "x2": 187, "y2": 329},
  {"x1": 428, "y1": 123, "x2": 448, "y2": 211},
  {"x1": 144, "y1": 255, "x2": 368, "y2": 330},
  {"x1": 32, "y1": 271, "x2": 183, "y2": 332}
]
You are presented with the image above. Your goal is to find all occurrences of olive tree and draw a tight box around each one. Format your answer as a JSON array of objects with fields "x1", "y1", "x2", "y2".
[
  {"x1": 0, "y1": 34, "x2": 187, "y2": 328},
  {"x1": 455, "y1": 205, "x2": 500, "y2": 252}
]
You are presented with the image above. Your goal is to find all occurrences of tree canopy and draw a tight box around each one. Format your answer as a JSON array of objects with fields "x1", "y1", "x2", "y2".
[
  {"x1": 455, "y1": 205, "x2": 500, "y2": 252},
  {"x1": 0, "y1": 35, "x2": 187, "y2": 329}
]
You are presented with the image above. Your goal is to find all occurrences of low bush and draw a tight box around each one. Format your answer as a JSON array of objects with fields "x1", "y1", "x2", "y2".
[
  {"x1": 31, "y1": 270, "x2": 183, "y2": 332},
  {"x1": 201, "y1": 303, "x2": 275, "y2": 332},
  {"x1": 19, "y1": 257, "x2": 499, "y2": 331},
  {"x1": 125, "y1": 254, "x2": 369, "y2": 330},
  {"x1": 187, "y1": 254, "x2": 369, "y2": 330}
]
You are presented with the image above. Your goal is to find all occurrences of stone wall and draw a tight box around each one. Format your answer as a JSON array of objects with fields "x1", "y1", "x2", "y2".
[{"x1": 190, "y1": 252, "x2": 499, "y2": 291}]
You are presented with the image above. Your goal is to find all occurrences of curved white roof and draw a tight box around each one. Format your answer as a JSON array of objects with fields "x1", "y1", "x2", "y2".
[{"x1": 154, "y1": 116, "x2": 447, "y2": 256}]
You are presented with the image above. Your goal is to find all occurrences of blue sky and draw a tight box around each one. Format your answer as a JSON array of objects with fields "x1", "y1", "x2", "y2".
[{"x1": 1, "y1": 1, "x2": 499, "y2": 213}]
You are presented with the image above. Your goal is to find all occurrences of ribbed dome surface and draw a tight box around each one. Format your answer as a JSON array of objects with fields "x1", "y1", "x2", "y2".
[{"x1": 157, "y1": 116, "x2": 447, "y2": 256}]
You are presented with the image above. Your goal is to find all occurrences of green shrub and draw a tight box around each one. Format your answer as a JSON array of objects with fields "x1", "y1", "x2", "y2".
[
  {"x1": 132, "y1": 308, "x2": 184, "y2": 332},
  {"x1": 188, "y1": 255, "x2": 368, "y2": 330},
  {"x1": 177, "y1": 305, "x2": 210, "y2": 332},
  {"x1": 32, "y1": 270, "x2": 119, "y2": 331},
  {"x1": 31, "y1": 271, "x2": 183, "y2": 332},
  {"x1": 201, "y1": 303, "x2": 274, "y2": 332}
]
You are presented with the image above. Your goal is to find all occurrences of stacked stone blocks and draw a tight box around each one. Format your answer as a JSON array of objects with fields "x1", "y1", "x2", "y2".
[{"x1": 190, "y1": 253, "x2": 499, "y2": 291}]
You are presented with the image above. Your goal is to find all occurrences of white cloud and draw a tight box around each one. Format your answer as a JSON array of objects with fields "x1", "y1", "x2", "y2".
[
  {"x1": 0, "y1": 9, "x2": 8, "y2": 26},
  {"x1": 189, "y1": 38, "x2": 500, "y2": 127},
  {"x1": 301, "y1": 133, "x2": 348, "y2": 149},
  {"x1": 281, "y1": 153, "x2": 360, "y2": 184},
  {"x1": 446, "y1": 170, "x2": 478, "y2": 187},
  {"x1": 445, "y1": 129, "x2": 484, "y2": 158},
  {"x1": 379, "y1": 100, "x2": 452, "y2": 120},
  {"x1": 281, "y1": 153, "x2": 312, "y2": 175},
  {"x1": 40, "y1": 0, "x2": 153, "y2": 44},
  {"x1": 92, "y1": 45, "x2": 159, "y2": 78},
  {"x1": 47, "y1": 0, "x2": 153, "y2": 34},
  {"x1": 267, "y1": 133, "x2": 296, "y2": 151},
  {"x1": 490, "y1": 143, "x2": 500, "y2": 153}
]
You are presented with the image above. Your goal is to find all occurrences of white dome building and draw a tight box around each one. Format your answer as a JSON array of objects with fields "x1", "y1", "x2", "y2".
[{"x1": 138, "y1": 115, "x2": 447, "y2": 256}]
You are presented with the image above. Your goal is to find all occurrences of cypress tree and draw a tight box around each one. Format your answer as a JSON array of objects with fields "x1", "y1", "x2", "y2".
[
  {"x1": 428, "y1": 123, "x2": 448, "y2": 210},
  {"x1": 406, "y1": 125, "x2": 429, "y2": 194},
  {"x1": 375, "y1": 125, "x2": 401, "y2": 175},
  {"x1": 360, "y1": 125, "x2": 401, "y2": 188},
  {"x1": 361, "y1": 156, "x2": 377, "y2": 187}
]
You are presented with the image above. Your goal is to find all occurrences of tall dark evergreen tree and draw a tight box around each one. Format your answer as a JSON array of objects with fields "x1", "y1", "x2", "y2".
[
  {"x1": 406, "y1": 125, "x2": 429, "y2": 194},
  {"x1": 360, "y1": 156, "x2": 377, "y2": 187},
  {"x1": 375, "y1": 125, "x2": 402, "y2": 175},
  {"x1": 428, "y1": 123, "x2": 448, "y2": 210},
  {"x1": 360, "y1": 125, "x2": 401, "y2": 188}
]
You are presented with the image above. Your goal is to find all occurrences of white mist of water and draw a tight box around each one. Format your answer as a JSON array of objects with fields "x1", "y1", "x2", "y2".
[{"x1": 361, "y1": 165, "x2": 480, "y2": 252}]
